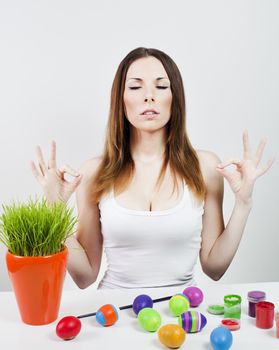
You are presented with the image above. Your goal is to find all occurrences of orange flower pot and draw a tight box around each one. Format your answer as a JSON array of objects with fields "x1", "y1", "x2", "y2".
[{"x1": 6, "y1": 246, "x2": 68, "y2": 325}]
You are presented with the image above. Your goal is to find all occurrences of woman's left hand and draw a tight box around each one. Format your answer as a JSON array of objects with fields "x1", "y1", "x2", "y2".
[{"x1": 216, "y1": 131, "x2": 275, "y2": 205}]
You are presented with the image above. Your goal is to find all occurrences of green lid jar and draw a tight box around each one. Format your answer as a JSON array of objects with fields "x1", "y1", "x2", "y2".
[{"x1": 224, "y1": 294, "x2": 242, "y2": 319}]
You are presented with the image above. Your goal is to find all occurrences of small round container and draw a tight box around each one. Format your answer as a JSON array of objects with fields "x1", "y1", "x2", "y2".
[
  {"x1": 221, "y1": 318, "x2": 241, "y2": 331},
  {"x1": 208, "y1": 304, "x2": 225, "y2": 315},
  {"x1": 224, "y1": 294, "x2": 242, "y2": 319},
  {"x1": 247, "y1": 291, "x2": 266, "y2": 318},
  {"x1": 275, "y1": 312, "x2": 279, "y2": 338},
  {"x1": 256, "y1": 301, "x2": 274, "y2": 329}
]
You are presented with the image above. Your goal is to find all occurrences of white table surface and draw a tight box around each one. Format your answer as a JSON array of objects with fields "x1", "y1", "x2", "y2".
[{"x1": 1, "y1": 282, "x2": 279, "y2": 349}]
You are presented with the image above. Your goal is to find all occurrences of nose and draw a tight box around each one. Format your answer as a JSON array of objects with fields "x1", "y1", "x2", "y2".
[
  {"x1": 144, "y1": 84, "x2": 155, "y2": 102},
  {"x1": 144, "y1": 96, "x2": 155, "y2": 102}
]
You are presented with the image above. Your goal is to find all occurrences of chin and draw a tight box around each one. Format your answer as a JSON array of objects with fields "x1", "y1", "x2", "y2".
[{"x1": 139, "y1": 125, "x2": 167, "y2": 133}]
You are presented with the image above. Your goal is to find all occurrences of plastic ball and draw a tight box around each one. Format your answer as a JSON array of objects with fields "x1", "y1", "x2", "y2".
[
  {"x1": 133, "y1": 294, "x2": 153, "y2": 315},
  {"x1": 138, "y1": 308, "x2": 161, "y2": 332},
  {"x1": 210, "y1": 326, "x2": 233, "y2": 350},
  {"x1": 158, "y1": 324, "x2": 186, "y2": 349},
  {"x1": 178, "y1": 311, "x2": 207, "y2": 333},
  {"x1": 169, "y1": 294, "x2": 190, "y2": 316},
  {"x1": 183, "y1": 286, "x2": 204, "y2": 307},
  {"x1": 96, "y1": 304, "x2": 119, "y2": 327},
  {"x1": 56, "y1": 316, "x2": 82, "y2": 340}
]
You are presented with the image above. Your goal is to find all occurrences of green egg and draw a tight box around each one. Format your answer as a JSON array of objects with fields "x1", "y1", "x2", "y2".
[
  {"x1": 138, "y1": 308, "x2": 161, "y2": 332},
  {"x1": 169, "y1": 294, "x2": 190, "y2": 316}
]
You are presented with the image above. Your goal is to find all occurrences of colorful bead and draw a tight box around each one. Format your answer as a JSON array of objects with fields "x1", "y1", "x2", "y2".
[{"x1": 96, "y1": 304, "x2": 119, "y2": 326}]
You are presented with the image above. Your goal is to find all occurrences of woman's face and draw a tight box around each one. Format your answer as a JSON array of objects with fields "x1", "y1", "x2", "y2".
[{"x1": 123, "y1": 56, "x2": 172, "y2": 132}]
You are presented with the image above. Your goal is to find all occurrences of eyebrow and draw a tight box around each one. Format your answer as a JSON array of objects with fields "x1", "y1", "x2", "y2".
[{"x1": 127, "y1": 77, "x2": 170, "y2": 82}]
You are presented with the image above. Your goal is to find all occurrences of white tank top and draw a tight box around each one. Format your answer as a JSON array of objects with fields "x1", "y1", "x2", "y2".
[{"x1": 97, "y1": 182, "x2": 204, "y2": 289}]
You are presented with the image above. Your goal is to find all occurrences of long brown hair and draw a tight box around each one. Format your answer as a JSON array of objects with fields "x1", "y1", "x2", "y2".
[{"x1": 90, "y1": 47, "x2": 206, "y2": 203}]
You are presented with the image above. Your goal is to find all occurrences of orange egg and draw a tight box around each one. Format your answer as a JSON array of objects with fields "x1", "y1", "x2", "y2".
[{"x1": 158, "y1": 324, "x2": 186, "y2": 348}]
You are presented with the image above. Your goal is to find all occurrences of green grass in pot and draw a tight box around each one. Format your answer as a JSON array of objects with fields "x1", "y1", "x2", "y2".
[{"x1": 0, "y1": 197, "x2": 77, "y2": 256}]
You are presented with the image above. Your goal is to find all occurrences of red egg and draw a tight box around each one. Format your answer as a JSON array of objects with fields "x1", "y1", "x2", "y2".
[{"x1": 56, "y1": 316, "x2": 82, "y2": 340}]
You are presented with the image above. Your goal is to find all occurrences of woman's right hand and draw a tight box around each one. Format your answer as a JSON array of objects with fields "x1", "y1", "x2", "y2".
[{"x1": 30, "y1": 140, "x2": 82, "y2": 204}]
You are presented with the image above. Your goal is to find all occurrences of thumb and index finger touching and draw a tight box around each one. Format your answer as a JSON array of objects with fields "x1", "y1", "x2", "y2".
[
  {"x1": 31, "y1": 139, "x2": 83, "y2": 185},
  {"x1": 215, "y1": 130, "x2": 275, "y2": 179},
  {"x1": 50, "y1": 140, "x2": 83, "y2": 187},
  {"x1": 58, "y1": 164, "x2": 83, "y2": 190}
]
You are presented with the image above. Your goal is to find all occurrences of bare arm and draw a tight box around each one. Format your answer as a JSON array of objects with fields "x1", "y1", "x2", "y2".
[
  {"x1": 31, "y1": 141, "x2": 103, "y2": 289},
  {"x1": 198, "y1": 133, "x2": 274, "y2": 281},
  {"x1": 198, "y1": 150, "x2": 251, "y2": 280},
  {"x1": 66, "y1": 157, "x2": 103, "y2": 289}
]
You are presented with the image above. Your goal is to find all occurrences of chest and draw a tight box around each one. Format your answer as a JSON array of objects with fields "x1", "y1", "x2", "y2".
[{"x1": 113, "y1": 163, "x2": 184, "y2": 211}]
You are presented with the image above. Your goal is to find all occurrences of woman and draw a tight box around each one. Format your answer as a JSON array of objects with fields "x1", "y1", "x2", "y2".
[{"x1": 31, "y1": 47, "x2": 274, "y2": 289}]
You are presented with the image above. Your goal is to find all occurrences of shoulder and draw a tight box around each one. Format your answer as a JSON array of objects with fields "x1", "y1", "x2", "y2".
[
  {"x1": 78, "y1": 156, "x2": 102, "y2": 185},
  {"x1": 196, "y1": 149, "x2": 221, "y2": 168},
  {"x1": 79, "y1": 156, "x2": 102, "y2": 175},
  {"x1": 195, "y1": 149, "x2": 223, "y2": 189},
  {"x1": 76, "y1": 156, "x2": 103, "y2": 204}
]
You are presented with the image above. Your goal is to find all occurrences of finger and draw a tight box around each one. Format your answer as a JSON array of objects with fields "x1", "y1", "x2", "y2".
[
  {"x1": 254, "y1": 138, "x2": 267, "y2": 167},
  {"x1": 59, "y1": 164, "x2": 81, "y2": 177},
  {"x1": 48, "y1": 140, "x2": 57, "y2": 169},
  {"x1": 256, "y1": 157, "x2": 275, "y2": 177},
  {"x1": 30, "y1": 161, "x2": 44, "y2": 185},
  {"x1": 216, "y1": 167, "x2": 235, "y2": 183},
  {"x1": 35, "y1": 145, "x2": 47, "y2": 175},
  {"x1": 243, "y1": 130, "x2": 252, "y2": 160},
  {"x1": 216, "y1": 158, "x2": 243, "y2": 169},
  {"x1": 67, "y1": 174, "x2": 83, "y2": 192}
]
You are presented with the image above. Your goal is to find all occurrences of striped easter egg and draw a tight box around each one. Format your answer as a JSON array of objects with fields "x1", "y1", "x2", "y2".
[{"x1": 178, "y1": 311, "x2": 207, "y2": 333}]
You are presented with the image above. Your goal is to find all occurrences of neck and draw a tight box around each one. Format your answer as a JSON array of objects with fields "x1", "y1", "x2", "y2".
[{"x1": 130, "y1": 128, "x2": 166, "y2": 163}]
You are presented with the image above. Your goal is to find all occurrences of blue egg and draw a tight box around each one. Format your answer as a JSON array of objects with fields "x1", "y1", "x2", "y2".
[
  {"x1": 210, "y1": 326, "x2": 233, "y2": 350},
  {"x1": 132, "y1": 294, "x2": 153, "y2": 315}
]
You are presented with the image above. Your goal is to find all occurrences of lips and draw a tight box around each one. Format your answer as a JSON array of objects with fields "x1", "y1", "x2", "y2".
[{"x1": 141, "y1": 108, "x2": 159, "y2": 115}]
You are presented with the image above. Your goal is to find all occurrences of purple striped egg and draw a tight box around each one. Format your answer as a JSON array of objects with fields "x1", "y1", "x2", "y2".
[{"x1": 178, "y1": 311, "x2": 207, "y2": 333}]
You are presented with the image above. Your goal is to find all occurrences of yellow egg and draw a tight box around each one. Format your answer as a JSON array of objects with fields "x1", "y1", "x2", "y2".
[{"x1": 158, "y1": 324, "x2": 186, "y2": 348}]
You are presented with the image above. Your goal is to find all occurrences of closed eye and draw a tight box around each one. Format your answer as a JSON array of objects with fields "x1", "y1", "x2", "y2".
[{"x1": 129, "y1": 86, "x2": 169, "y2": 90}]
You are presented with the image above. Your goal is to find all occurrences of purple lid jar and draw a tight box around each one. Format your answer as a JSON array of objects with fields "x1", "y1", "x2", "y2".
[{"x1": 247, "y1": 291, "x2": 266, "y2": 318}]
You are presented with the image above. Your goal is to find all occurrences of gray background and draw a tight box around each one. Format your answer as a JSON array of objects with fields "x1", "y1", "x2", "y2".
[{"x1": 0, "y1": 0, "x2": 278, "y2": 290}]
